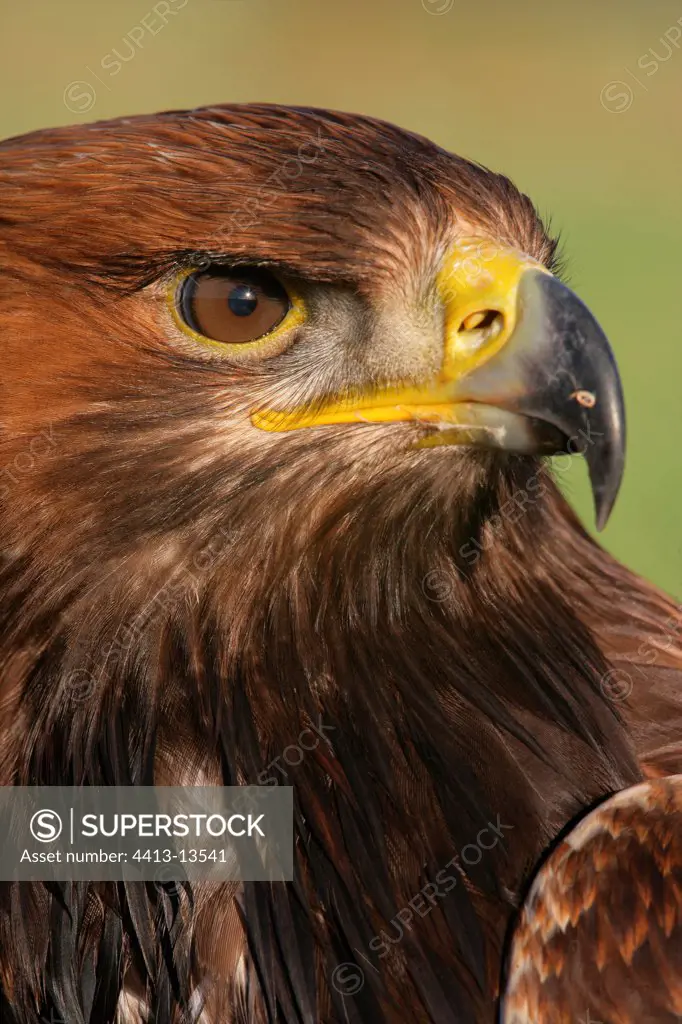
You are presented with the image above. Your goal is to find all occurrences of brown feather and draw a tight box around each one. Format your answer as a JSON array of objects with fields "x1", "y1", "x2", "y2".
[
  {"x1": 0, "y1": 103, "x2": 679, "y2": 1023},
  {"x1": 502, "y1": 775, "x2": 682, "y2": 1023}
]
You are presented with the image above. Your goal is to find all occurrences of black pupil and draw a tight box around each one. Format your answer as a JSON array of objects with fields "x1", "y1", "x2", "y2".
[{"x1": 228, "y1": 284, "x2": 259, "y2": 317}]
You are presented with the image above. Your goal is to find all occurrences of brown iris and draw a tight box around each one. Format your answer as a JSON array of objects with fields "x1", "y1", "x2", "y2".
[{"x1": 179, "y1": 268, "x2": 291, "y2": 344}]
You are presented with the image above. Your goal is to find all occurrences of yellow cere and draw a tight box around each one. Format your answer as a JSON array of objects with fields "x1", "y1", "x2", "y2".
[
  {"x1": 250, "y1": 239, "x2": 549, "y2": 433},
  {"x1": 436, "y1": 239, "x2": 547, "y2": 379}
]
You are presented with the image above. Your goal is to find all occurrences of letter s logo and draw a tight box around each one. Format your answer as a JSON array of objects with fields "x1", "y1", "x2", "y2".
[{"x1": 30, "y1": 809, "x2": 63, "y2": 843}]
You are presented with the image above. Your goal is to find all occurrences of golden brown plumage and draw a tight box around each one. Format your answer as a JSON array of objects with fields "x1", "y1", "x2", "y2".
[
  {"x1": 0, "y1": 103, "x2": 680, "y2": 1023},
  {"x1": 502, "y1": 774, "x2": 682, "y2": 1023}
]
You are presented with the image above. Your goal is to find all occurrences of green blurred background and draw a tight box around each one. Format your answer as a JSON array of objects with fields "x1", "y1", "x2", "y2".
[{"x1": 2, "y1": 0, "x2": 680, "y2": 596}]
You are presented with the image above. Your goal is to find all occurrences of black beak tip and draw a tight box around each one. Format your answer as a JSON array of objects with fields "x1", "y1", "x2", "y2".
[
  {"x1": 579, "y1": 340, "x2": 626, "y2": 533},
  {"x1": 528, "y1": 273, "x2": 627, "y2": 532},
  {"x1": 593, "y1": 479, "x2": 620, "y2": 532},
  {"x1": 586, "y1": 424, "x2": 626, "y2": 532}
]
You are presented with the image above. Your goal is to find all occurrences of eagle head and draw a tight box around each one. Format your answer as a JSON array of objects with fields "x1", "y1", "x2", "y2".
[{"x1": 0, "y1": 105, "x2": 642, "y2": 1023}]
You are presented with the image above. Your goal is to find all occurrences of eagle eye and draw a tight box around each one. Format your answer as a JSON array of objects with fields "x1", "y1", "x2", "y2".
[{"x1": 177, "y1": 267, "x2": 292, "y2": 345}]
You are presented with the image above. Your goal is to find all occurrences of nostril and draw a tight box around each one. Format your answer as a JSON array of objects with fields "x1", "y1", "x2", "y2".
[{"x1": 459, "y1": 309, "x2": 501, "y2": 333}]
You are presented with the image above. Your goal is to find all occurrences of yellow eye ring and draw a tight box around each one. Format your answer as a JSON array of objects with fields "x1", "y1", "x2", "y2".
[{"x1": 167, "y1": 264, "x2": 307, "y2": 357}]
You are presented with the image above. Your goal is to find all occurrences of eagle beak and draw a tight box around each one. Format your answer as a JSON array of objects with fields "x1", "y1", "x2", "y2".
[
  {"x1": 251, "y1": 241, "x2": 626, "y2": 530},
  {"x1": 436, "y1": 265, "x2": 626, "y2": 531}
]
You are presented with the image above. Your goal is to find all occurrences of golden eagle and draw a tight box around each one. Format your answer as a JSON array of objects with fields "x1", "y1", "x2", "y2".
[{"x1": 0, "y1": 104, "x2": 680, "y2": 1023}]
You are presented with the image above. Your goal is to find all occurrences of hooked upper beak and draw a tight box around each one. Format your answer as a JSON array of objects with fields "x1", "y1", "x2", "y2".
[{"x1": 251, "y1": 241, "x2": 626, "y2": 530}]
